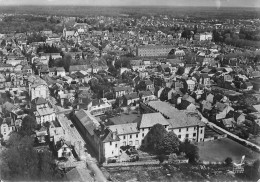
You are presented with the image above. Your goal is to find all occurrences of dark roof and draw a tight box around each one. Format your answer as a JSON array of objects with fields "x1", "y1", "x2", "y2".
[
  {"x1": 32, "y1": 97, "x2": 48, "y2": 105},
  {"x1": 74, "y1": 110, "x2": 99, "y2": 136}
]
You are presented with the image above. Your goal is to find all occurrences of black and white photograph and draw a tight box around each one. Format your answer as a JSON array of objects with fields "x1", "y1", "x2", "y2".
[{"x1": 0, "y1": 0, "x2": 259, "y2": 181}]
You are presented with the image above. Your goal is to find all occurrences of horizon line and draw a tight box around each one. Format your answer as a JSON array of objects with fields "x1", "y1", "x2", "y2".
[{"x1": 0, "y1": 4, "x2": 259, "y2": 8}]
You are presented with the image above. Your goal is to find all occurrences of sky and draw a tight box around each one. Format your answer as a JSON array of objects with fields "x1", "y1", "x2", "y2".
[{"x1": 0, "y1": 0, "x2": 259, "y2": 7}]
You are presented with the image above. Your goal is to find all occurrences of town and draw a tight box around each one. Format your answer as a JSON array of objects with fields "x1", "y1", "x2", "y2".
[{"x1": 0, "y1": 4, "x2": 259, "y2": 182}]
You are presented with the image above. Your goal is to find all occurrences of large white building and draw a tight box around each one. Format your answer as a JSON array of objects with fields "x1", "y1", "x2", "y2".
[
  {"x1": 194, "y1": 32, "x2": 213, "y2": 41},
  {"x1": 73, "y1": 100, "x2": 206, "y2": 163}
]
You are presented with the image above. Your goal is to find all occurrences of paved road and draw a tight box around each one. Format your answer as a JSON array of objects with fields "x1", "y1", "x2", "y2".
[{"x1": 57, "y1": 114, "x2": 107, "y2": 182}]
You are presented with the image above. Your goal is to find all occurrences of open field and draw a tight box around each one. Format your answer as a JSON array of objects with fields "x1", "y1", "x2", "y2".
[{"x1": 198, "y1": 138, "x2": 260, "y2": 163}]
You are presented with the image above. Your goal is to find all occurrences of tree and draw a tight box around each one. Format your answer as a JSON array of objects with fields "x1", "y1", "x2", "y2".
[
  {"x1": 156, "y1": 132, "x2": 180, "y2": 155},
  {"x1": 1, "y1": 39, "x2": 6, "y2": 47},
  {"x1": 20, "y1": 115, "x2": 37, "y2": 136},
  {"x1": 63, "y1": 53, "x2": 72, "y2": 72},
  {"x1": 225, "y1": 157, "x2": 233, "y2": 166},
  {"x1": 136, "y1": 81, "x2": 147, "y2": 92},
  {"x1": 48, "y1": 55, "x2": 54, "y2": 68},
  {"x1": 179, "y1": 139, "x2": 199, "y2": 163},
  {"x1": 176, "y1": 67, "x2": 185, "y2": 76},
  {"x1": 244, "y1": 159, "x2": 260, "y2": 180},
  {"x1": 0, "y1": 133, "x2": 63, "y2": 181},
  {"x1": 160, "y1": 87, "x2": 171, "y2": 101},
  {"x1": 145, "y1": 124, "x2": 167, "y2": 152}
]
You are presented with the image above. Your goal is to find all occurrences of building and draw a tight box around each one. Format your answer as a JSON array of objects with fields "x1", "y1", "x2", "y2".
[
  {"x1": 137, "y1": 45, "x2": 175, "y2": 57},
  {"x1": 87, "y1": 98, "x2": 112, "y2": 116},
  {"x1": 113, "y1": 86, "x2": 132, "y2": 98},
  {"x1": 140, "y1": 101, "x2": 205, "y2": 142},
  {"x1": 28, "y1": 75, "x2": 49, "y2": 101},
  {"x1": 0, "y1": 117, "x2": 15, "y2": 141},
  {"x1": 194, "y1": 32, "x2": 213, "y2": 41}
]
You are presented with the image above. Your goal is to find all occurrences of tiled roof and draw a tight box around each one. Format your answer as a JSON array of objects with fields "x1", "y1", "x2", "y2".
[
  {"x1": 35, "y1": 107, "x2": 55, "y2": 116},
  {"x1": 75, "y1": 109, "x2": 99, "y2": 136},
  {"x1": 109, "y1": 123, "x2": 139, "y2": 135},
  {"x1": 147, "y1": 100, "x2": 181, "y2": 119},
  {"x1": 136, "y1": 112, "x2": 169, "y2": 129},
  {"x1": 167, "y1": 111, "x2": 205, "y2": 129}
]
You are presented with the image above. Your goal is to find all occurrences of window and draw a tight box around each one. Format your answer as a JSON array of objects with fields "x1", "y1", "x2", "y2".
[
  {"x1": 178, "y1": 135, "x2": 181, "y2": 139},
  {"x1": 112, "y1": 151, "x2": 114, "y2": 154},
  {"x1": 123, "y1": 141, "x2": 126, "y2": 146},
  {"x1": 123, "y1": 136, "x2": 126, "y2": 139},
  {"x1": 142, "y1": 133, "x2": 144, "y2": 137},
  {"x1": 186, "y1": 134, "x2": 189, "y2": 138},
  {"x1": 186, "y1": 128, "x2": 189, "y2": 131},
  {"x1": 194, "y1": 127, "x2": 196, "y2": 130},
  {"x1": 179, "y1": 128, "x2": 181, "y2": 132},
  {"x1": 200, "y1": 130, "x2": 203, "y2": 134},
  {"x1": 164, "y1": 125, "x2": 167, "y2": 128},
  {"x1": 110, "y1": 142, "x2": 112, "y2": 146},
  {"x1": 115, "y1": 144, "x2": 117, "y2": 148},
  {"x1": 130, "y1": 135, "x2": 132, "y2": 139},
  {"x1": 142, "y1": 129, "x2": 145, "y2": 132},
  {"x1": 129, "y1": 141, "x2": 133, "y2": 146},
  {"x1": 136, "y1": 134, "x2": 138, "y2": 138},
  {"x1": 193, "y1": 133, "x2": 196, "y2": 137}
]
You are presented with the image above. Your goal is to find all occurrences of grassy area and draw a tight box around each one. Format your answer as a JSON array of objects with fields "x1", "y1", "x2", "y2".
[
  {"x1": 198, "y1": 138, "x2": 260, "y2": 163},
  {"x1": 108, "y1": 163, "x2": 243, "y2": 182}
]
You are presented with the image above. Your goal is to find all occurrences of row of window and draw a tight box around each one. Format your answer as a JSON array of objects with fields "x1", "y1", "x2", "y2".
[
  {"x1": 178, "y1": 133, "x2": 196, "y2": 139},
  {"x1": 110, "y1": 140, "x2": 140, "y2": 147}
]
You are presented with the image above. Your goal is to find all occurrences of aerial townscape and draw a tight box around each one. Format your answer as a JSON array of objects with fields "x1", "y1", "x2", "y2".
[{"x1": 0, "y1": 1, "x2": 259, "y2": 182}]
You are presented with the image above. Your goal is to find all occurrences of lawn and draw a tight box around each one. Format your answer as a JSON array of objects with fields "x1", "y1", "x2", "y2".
[{"x1": 198, "y1": 138, "x2": 260, "y2": 163}]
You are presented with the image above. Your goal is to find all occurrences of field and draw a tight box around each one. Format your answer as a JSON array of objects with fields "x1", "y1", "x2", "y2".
[
  {"x1": 198, "y1": 138, "x2": 260, "y2": 163},
  {"x1": 0, "y1": 6, "x2": 259, "y2": 19}
]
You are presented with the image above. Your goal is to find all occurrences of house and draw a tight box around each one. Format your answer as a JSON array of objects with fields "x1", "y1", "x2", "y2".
[
  {"x1": 179, "y1": 100, "x2": 196, "y2": 111},
  {"x1": 215, "y1": 102, "x2": 234, "y2": 120},
  {"x1": 144, "y1": 79, "x2": 154, "y2": 91},
  {"x1": 69, "y1": 65, "x2": 90, "y2": 74},
  {"x1": 185, "y1": 79, "x2": 196, "y2": 91},
  {"x1": 222, "y1": 118, "x2": 235, "y2": 129},
  {"x1": 56, "y1": 140, "x2": 73, "y2": 159},
  {"x1": 123, "y1": 92, "x2": 139, "y2": 106},
  {"x1": 35, "y1": 126, "x2": 48, "y2": 144},
  {"x1": 113, "y1": 86, "x2": 132, "y2": 98},
  {"x1": 226, "y1": 110, "x2": 245, "y2": 125},
  {"x1": 49, "y1": 67, "x2": 56, "y2": 77},
  {"x1": 241, "y1": 81, "x2": 253, "y2": 90},
  {"x1": 34, "y1": 106, "x2": 55, "y2": 125},
  {"x1": 22, "y1": 65, "x2": 33, "y2": 74},
  {"x1": 0, "y1": 117, "x2": 15, "y2": 140},
  {"x1": 28, "y1": 75, "x2": 49, "y2": 101},
  {"x1": 139, "y1": 91, "x2": 156, "y2": 102},
  {"x1": 55, "y1": 67, "x2": 66, "y2": 77},
  {"x1": 88, "y1": 98, "x2": 112, "y2": 116}
]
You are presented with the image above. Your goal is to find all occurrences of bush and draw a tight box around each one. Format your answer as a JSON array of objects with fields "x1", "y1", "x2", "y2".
[
  {"x1": 225, "y1": 157, "x2": 233, "y2": 166},
  {"x1": 157, "y1": 154, "x2": 167, "y2": 163}
]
